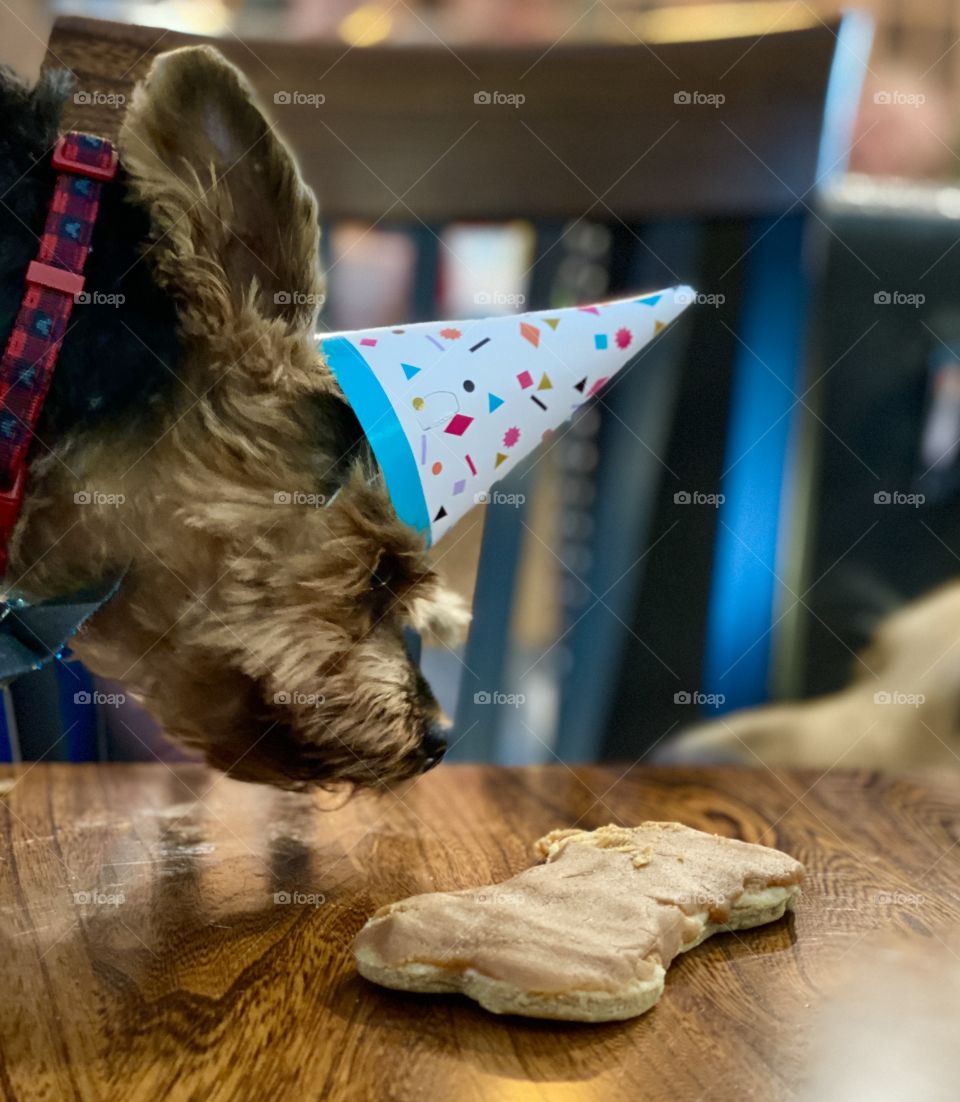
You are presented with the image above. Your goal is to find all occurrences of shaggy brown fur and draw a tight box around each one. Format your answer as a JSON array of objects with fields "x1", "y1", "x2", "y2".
[{"x1": 5, "y1": 46, "x2": 469, "y2": 789}]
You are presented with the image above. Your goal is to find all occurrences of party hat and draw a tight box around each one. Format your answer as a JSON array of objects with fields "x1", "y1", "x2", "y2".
[{"x1": 320, "y1": 287, "x2": 694, "y2": 543}]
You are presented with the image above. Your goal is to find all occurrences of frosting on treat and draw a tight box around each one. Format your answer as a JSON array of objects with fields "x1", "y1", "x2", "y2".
[{"x1": 354, "y1": 822, "x2": 804, "y2": 1000}]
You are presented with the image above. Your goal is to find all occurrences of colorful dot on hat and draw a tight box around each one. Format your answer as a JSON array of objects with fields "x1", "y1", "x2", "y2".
[
  {"x1": 616, "y1": 327, "x2": 632, "y2": 349},
  {"x1": 594, "y1": 334, "x2": 608, "y2": 350},
  {"x1": 463, "y1": 379, "x2": 475, "y2": 392},
  {"x1": 503, "y1": 426, "x2": 520, "y2": 448},
  {"x1": 452, "y1": 479, "x2": 466, "y2": 495},
  {"x1": 488, "y1": 392, "x2": 504, "y2": 412},
  {"x1": 432, "y1": 461, "x2": 443, "y2": 475},
  {"x1": 360, "y1": 337, "x2": 377, "y2": 347},
  {"x1": 440, "y1": 327, "x2": 462, "y2": 340},
  {"x1": 517, "y1": 370, "x2": 533, "y2": 389},
  {"x1": 413, "y1": 397, "x2": 425, "y2": 410}
]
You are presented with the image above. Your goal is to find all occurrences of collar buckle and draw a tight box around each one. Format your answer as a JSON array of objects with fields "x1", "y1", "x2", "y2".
[{"x1": 51, "y1": 134, "x2": 119, "y2": 182}]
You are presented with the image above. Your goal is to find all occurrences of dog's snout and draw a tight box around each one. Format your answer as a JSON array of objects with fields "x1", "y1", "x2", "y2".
[{"x1": 420, "y1": 723, "x2": 448, "y2": 770}]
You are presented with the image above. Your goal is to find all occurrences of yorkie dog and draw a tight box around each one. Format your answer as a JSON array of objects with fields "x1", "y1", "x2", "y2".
[{"x1": 0, "y1": 46, "x2": 469, "y2": 790}]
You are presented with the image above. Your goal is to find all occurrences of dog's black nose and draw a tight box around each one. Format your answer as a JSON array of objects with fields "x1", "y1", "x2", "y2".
[{"x1": 420, "y1": 724, "x2": 448, "y2": 770}]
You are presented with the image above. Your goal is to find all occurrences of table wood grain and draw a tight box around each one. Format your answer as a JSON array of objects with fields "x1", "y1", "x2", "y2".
[{"x1": 1, "y1": 763, "x2": 959, "y2": 1101}]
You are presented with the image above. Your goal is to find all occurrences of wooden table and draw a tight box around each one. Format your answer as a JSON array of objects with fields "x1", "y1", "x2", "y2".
[{"x1": 1, "y1": 763, "x2": 959, "y2": 1101}]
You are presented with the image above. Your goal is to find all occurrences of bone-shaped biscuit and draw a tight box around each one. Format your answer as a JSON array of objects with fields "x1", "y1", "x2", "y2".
[{"x1": 353, "y1": 822, "x2": 804, "y2": 1021}]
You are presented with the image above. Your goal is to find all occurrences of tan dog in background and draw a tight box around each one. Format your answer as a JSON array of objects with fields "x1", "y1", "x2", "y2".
[{"x1": 665, "y1": 583, "x2": 960, "y2": 770}]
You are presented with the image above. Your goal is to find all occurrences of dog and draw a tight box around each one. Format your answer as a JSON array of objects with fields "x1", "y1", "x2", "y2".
[
  {"x1": 0, "y1": 46, "x2": 470, "y2": 790},
  {"x1": 661, "y1": 582, "x2": 960, "y2": 770}
]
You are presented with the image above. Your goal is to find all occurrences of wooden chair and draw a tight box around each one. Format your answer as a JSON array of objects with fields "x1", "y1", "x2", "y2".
[{"x1": 4, "y1": 11, "x2": 869, "y2": 762}]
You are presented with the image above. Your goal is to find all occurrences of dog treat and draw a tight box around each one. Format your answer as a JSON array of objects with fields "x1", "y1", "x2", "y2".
[{"x1": 353, "y1": 822, "x2": 804, "y2": 1021}]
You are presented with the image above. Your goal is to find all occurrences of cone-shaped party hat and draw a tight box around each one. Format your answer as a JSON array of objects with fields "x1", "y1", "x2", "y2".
[{"x1": 320, "y1": 287, "x2": 694, "y2": 543}]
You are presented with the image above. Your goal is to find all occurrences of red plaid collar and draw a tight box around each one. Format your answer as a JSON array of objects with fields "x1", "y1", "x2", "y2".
[{"x1": 0, "y1": 131, "x2": 117, "y2": 577}]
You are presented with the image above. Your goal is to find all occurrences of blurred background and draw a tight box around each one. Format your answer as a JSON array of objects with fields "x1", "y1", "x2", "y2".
[{"x1": 6, "y1": 0, "x2": 960, "y2": 771}]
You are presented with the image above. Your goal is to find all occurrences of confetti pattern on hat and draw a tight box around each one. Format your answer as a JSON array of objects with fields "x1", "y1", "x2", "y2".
[{"x1": 319, "y1": 287, "x2": 694, "y2": 543}]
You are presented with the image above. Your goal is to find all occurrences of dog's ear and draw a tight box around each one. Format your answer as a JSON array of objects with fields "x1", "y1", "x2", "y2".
[{"x1": 119, "y1": 45, "x2": 322, "y2": 338}]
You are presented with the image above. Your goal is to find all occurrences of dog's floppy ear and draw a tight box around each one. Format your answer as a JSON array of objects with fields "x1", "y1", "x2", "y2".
[{"x1": 119, "y1": 45, "x2": 322, "y2": 337}]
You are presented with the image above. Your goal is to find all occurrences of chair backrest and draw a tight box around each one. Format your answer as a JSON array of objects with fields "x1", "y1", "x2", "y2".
[
  {"x1": 49, "y1": 14, "x2": 840, "y2": 220},
  {"x1": 10, "y1": 12, "x2": 863, "y2": 763}
]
